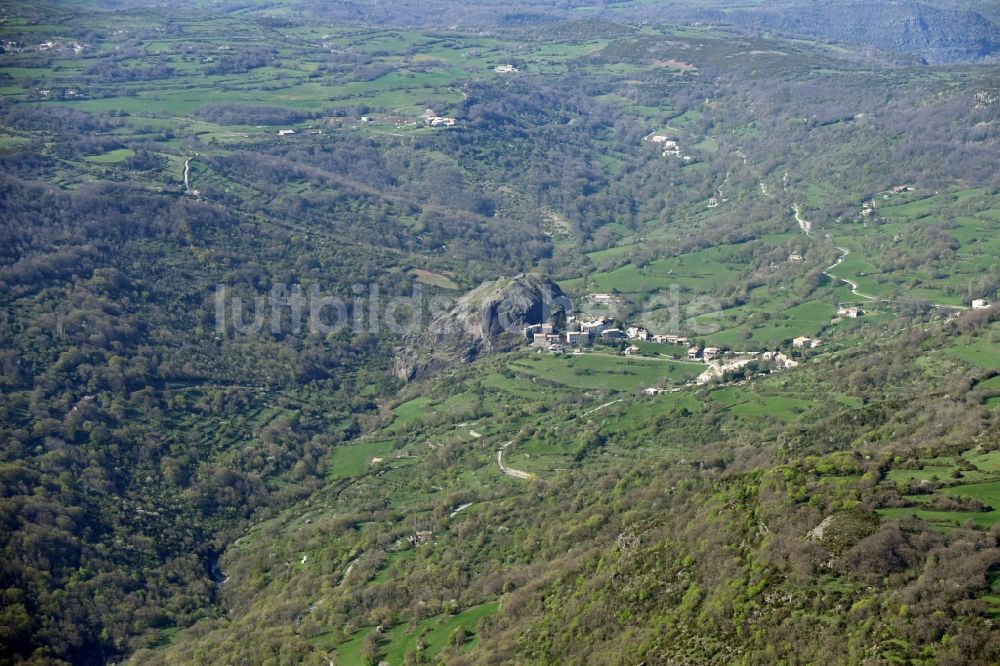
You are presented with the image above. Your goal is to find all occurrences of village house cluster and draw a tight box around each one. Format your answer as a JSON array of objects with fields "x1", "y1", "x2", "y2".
[{"x1": 523, "y1": 316, "x2": 690, "y2": 354}]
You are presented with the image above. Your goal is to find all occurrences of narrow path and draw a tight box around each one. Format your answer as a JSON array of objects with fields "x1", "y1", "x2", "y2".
[
  {"x1": 497, "y1": 441, "x2": 532, "y2": 480},
  {"x1": 183, "y1": 156, "x2": 197, "y2": 195},
  {"x1": 339, "y1": 556, "x2": 360, "y2": 587},
  {"x1": 792, "y1": 202, "x2": 812, "y2": 236},
  {"x1": 581, "y1": 398, "x2": 624, "y2": 417},
  {"x1": 449, "y1": 502, "x2": 474, "y2": 518}
]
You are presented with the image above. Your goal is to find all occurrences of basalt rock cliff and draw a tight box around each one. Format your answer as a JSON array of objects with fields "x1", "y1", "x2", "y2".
[{"x1": 394, "y1": 273, "x2": 569, "y2": 380}]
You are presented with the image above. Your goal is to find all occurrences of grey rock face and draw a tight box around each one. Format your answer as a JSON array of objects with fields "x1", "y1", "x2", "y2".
[{"x1": 394, "y1": 273, "x2": 569, "y2": 380}]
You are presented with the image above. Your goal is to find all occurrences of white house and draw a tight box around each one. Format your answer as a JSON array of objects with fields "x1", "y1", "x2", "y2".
[
  {"x1": 972, "y1": 299, "x2": 989, "y2": 310},
  {"x1": 581, "y1": 319, "x2": 608, "y2": 336},
  {"x1": 588, "y1": 293, "x2": 617, "y2": 305},
  {"x1": 626, "y1": 326, "x2": 649, "y2": 341}
]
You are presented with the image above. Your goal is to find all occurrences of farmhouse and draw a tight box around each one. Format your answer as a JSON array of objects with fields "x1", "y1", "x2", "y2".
[
  {"x1": 581, "y1": 319, "x2": 608, "y2": 336},
  {"x1": 775, "y1": 352, "x2": 798, "y2": 368},
  {"x1": 523, "y1": 323, "x2": 543, "y2": 338},
  {"x1": 792, "y1": 336, "x2": 822, "y2": 348},
  {"x1": 408, "y1": 531, "x2": 434, "y2": 547},
  {"x1": 703, "y1": 347, "x2": 721, "y2": 361},
  {"x1": 788, "y1": 253, "x2": 804, "y2": 262},
  {"x1": 687, "y1": 346, "x2": 701, "y2": 360},
  {"x1": 626, "y1": 326, "x2": 649, "y2": 340},
  {"x1": 972, "y1": 299, "x2": 990, "y2": 310},
  {"x1": 653, "y1": 334, "x2": 688, "y2": 345},
  {"x1": 624, "y1": 345, "x2": 641, "y2": 356},
  {"x1": 588, "y1": 293, "x2": 618, "y2": 305},
  {"x1": 838, "y1": 306, "x2": 864, "y2": 318},
  {"x1": 494, "y1": 64, "x2": 518, "y2": 73},
  {"x1": 277, "y1": 129, "x2": 296, "y2": 136}
]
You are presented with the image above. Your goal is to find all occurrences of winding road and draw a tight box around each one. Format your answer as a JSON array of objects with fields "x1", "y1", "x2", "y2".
[
  {"x1": 497, "y1": 441, "x2": 532, "y2": 480},
  {"x1": 795, "y1": 202, "x2": 876, "y2": 301},
  {"x1": 793, "y1": 202, "x2": 966, "y2": 309},
  {"x1": 183, "y1": 157, "x2": 194, "y2": 194}
]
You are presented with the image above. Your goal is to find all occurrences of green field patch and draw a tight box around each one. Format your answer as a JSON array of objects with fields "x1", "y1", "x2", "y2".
[
  {"x1": 83, "y1": 148, "x2": 135, "y2": 164},
  {"x1": 327, "y1": 440, "x2": 395, "y2": 479},
  {"x1": 877, "y1": 504, "x2": 1000, "y2": 529},
  {"x1": 327, "y1": 601, "x2": 499, "y2": 664},
  {"x1": 509, "y1": 353, "x2": 700, "y2": 392},
  {"x1": 709, "y1": 388, "x2": 816, "y2": 422},
  {"x1": 410, "y1": 268, "x2": 459, "y2": 289},
  {"x1": 834, "y1": 394, "x2": 863, "y2": 409},
  {"x1": 945, "y1": 339, "x2": 1000, "y2": 370},
  {"x1": 964, "y1": 449, "x2": 1000, "y2": 472},
  {"x1": 392, "y1": 396, "x2": 432, "y2": 428},
  {"x1": 885, "y1": 465, "x2": 955, "y2": 484},
  {"x1": 480, "y1": 372, "x2": 559, "y2": 399}
]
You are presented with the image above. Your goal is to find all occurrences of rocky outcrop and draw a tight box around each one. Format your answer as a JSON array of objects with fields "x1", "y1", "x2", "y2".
[{"x1": 394, "y1": 273, "x2": 569, "y2": 380}]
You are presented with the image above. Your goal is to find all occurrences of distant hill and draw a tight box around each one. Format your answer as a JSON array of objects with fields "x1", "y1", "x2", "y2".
[{"x1": 641, "y1": 1, "x2": 1000, "y2": 64}]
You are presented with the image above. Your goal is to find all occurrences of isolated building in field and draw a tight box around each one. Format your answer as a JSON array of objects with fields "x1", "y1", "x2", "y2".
[
  {"x1": 588, "y1": 293, "x2": 618, "y2": 306},
  {"x1": 624, "y1": 345, "x2": 641, "y2": 356},
  {"x1": 838, "y1": 306, "x2": 864, "y2": 318},
  {"x1": 972, "y1": 299, "x2": 989, "y2": 310}
]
